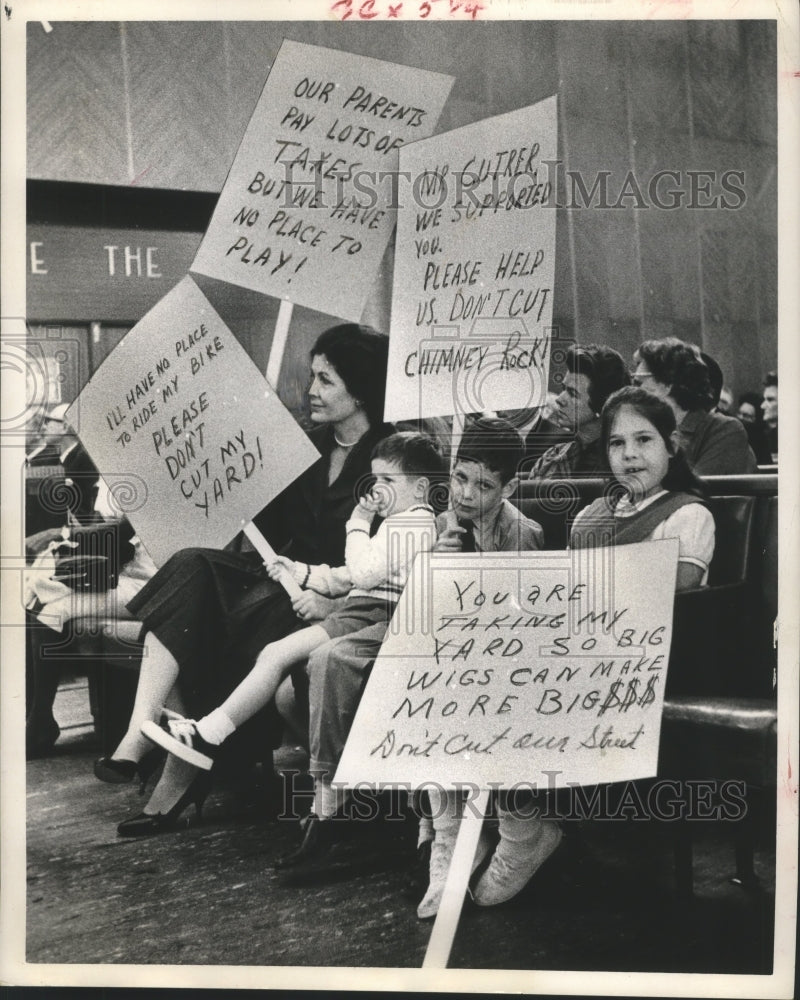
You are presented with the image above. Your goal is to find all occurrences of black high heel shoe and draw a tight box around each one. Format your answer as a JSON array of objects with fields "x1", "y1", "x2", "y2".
[
  {"x1": 274, "y1": 813, "x2": 346, "y2": 871},
  {"x1": 116, "y1": 771, "x2": 211, "y2": 838},
  {"x1": 94, "y1": 747, "x2": 163, "y2": 794}
]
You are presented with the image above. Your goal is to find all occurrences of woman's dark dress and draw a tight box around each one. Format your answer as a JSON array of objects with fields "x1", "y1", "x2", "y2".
[{"x1": 127, "y1": 423, "x2": 392, "y2": 749}]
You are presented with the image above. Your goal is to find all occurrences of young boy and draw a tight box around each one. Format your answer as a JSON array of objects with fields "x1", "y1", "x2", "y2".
[
  {"x1": 142, "y1": 432, "x2": 445, "y2": 854},
  {"x1": 415, "y1": 416, "x2": 555, "y2": 919},
  {"x1": 435, "y1": 415, "x2": 544, "y2": 554}
]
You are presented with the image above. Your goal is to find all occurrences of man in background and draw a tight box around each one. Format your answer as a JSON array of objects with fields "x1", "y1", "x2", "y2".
[
  {"x1": 25, "y1": 403, "x2": 101, "y2": 535},
  {"x1": 761, "y1": 372, "x2": 778, "y2": 462},
  {"x1": 526, "y1": 344, "x2": 631, "y2": 479}
]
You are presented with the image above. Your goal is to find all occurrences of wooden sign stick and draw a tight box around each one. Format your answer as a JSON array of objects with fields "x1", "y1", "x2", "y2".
[
  {"x1": 422, "y1": 787, "x2": 490, "y2": 969},
  {"x1": 449, "y1": 410, "x2": 465, "y2": 473},
  {"x1": 243, "y1": 298, "x2": 301, "y2": 600},
  {"x1": 242, "y1": 523, "x2": 301, "y2": 600},
  {"x1": 266, "y1": 299, "x2": 294, "y2": 390}
]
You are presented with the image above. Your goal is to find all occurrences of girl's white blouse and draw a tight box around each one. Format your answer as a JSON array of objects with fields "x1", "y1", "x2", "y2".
[{"x1": 572, "y1": 489, "x2": 715, "y2": 585}]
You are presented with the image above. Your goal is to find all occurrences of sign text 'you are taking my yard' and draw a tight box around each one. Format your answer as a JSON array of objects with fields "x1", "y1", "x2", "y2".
[{"x1": 337, "y1": 542, "x2": 678, "y2": 790}]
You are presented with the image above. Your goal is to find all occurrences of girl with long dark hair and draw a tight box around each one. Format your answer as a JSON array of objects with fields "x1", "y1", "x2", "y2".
[{"x1": 468, "y1": 386, "x2": 716, "y2": 910}]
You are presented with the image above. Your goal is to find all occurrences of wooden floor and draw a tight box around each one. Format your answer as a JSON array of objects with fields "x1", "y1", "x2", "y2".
[{"x1": 20, "y1": 681, "x2": 777, "y2": 976}]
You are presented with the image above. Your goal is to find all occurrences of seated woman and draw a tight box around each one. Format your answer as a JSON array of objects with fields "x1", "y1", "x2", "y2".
[
  {"x1": 632, "y1": 338, "x2": 756, "y2": 475},
  {"x1": 736, "y1": 391, "x2": 772, "y2": 465},
  {"x1": 93, "y1": 324, "x2": 393, "y2": 836}
]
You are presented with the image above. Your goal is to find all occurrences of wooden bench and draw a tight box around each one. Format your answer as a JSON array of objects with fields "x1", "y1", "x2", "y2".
[{"x1": 515, "y1": 474, "x2": 778, "y2": 893}]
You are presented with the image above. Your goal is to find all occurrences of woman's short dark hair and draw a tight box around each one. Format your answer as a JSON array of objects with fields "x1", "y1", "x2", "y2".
[
  {"x1": 567, "y1": 345, "x2": 631, "y2": 414},
  {"x1": 455, "y1": 416, "x2": 525, "y2": 485},
  {"x1": 371, "y1": 431, "x2": 446, "y2": 480},
  {"x1": 311, "y1": 324, "x2": 389, "y2": 427},
  {"x1": 601, "y1": 386, "x2": 707, "y2": 499},
  {"x1": 699, "y1": 351, "x2": 723, "y2": 409},
  {"x1": 635, "y1": 338, "x2": 714, "y2": 412},
  {"x1": 764, "y1": 371, "x2": 778, "y2": 389}
]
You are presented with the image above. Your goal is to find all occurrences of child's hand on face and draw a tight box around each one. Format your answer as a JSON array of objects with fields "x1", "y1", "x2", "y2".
[
  {"x1": 434, "y1": 526, "x2": 467, "y2": 552},
  {"x1": 352, "y1": 492, "x2": 382, "y2": 522}
]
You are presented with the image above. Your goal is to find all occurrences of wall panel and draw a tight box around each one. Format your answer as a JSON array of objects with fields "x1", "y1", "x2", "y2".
[
  {"x1": 25, "y1": 20, "x2": 777, "y2": 400},
  {"x1": 27, "y1": 22, "x2": 130, "y2": 184},
  {"x1": 125, "y1": 23, "x2": 234, "y2": 191}
]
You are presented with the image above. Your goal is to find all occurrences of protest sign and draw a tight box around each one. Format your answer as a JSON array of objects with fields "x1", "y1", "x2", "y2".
[
  {"x1": 66, "y1": 276, "x2": 320, "y2": 567},
  {"x1": 190, "y1": 39, "x2": 453, "y2": 322},
  {"x1": 336, "y1": 540, "x2": 678, "y2": 789},
  {"x1": 385, "y1": 97, "x2": 557, "y2": 423}
]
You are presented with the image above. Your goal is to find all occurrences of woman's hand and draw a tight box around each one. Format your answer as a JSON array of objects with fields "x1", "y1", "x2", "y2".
[
  {"x1": 292, "y1": 590, "x2": 336, "y2": 622},
  {"x1": 434, "y1": 526, "x2": 466, "y2": 552}
]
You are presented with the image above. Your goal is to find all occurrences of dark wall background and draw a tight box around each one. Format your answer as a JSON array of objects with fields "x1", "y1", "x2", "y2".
[{"x1": 26, "y1": 19, "x2": 777, "y2": 412}]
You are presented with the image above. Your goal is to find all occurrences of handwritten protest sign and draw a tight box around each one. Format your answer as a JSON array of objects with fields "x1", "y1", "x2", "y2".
[
  {"x1": 385, "y1": 97, "x2": 557, "y2": 422},
  {"x1": 190, "y1": 40, "x2": 453, "y2": 322},
  {"x1": 336, "y1": 540, "x2": 678, "y2": 789},
  {"x1": 66, "y1": 276, "x2": 320, "y2": 567}
]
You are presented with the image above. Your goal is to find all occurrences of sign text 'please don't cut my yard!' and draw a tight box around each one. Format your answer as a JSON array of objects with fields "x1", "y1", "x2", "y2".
[{"x1": 67, "y1": 277, "x2": 320, "y2": 567}]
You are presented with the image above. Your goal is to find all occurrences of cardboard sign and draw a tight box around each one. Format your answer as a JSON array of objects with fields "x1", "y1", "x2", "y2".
[
  {"x1": 336, "y1": 541, "x2": 678, "y2": 789},
  {"x1": 190, "y1": 40, "x2": 453, "y2": 322},
  {"x1": 385, "y1": 97, "x2": 557, "y2": 422},
  {"x1": 66, "y1": 276, "x2": 320, "y2": 567}
]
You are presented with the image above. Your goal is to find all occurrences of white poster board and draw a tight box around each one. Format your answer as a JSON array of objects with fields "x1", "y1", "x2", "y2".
[
  {"x1": 336, "y1": 541, "x2": 678, "y2": 789},
  {"x1": 66, "y1": 276, "x2": 320, "y2": 567},
  {"x1": 191, "y1": 39, "x2": 453, "y2": 322},
  {"x1": 385, "y1": 97, "x2": 557, "y2": 422}
]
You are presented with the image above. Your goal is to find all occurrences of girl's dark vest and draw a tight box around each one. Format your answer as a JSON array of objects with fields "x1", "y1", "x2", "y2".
[{"x1": 569, "y1": 491, "x2": 705, "y2": 549}]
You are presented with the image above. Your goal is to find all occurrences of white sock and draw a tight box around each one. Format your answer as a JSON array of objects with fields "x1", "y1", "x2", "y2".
[
  {"x1": 314, "y1": 778, "x2": 348, "y2": 819},
  {"x1": 195, "y1": 708, "x2": 236, "y2": 746},
  {"x1": 431, "y1": 788, "x2": 461, "y2": 837},
  {"x1": 497, "y1": 807, "x2": 547, "y2": 843},
  {"x1": 417, "y1": 814, "x2": 434, "y2": 848}
]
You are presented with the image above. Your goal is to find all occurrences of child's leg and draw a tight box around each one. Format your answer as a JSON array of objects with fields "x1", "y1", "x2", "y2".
[
  {"x1": 429, "y1": 787, "x2": 462, "y2": 838},
  {"x1": 402, "y1": 792, "x2": 434, "y2": 904},
  {"x1": 473, "y1": 792, "x2": 562, "y2": 907},
  {"x1": 418, "y1": 788, "x2": 492, "y2": 919},
  {"x1": 275, "y1": 622, "x2": 385, "y2": 873},
  {"x1": 306, "y1": 621, "x2": 386, "y2": 783},
  {"x1": 141, "y1": 627, "x2": 330, "y2": 771},
  {"x1": 205, "y1": 624, "x2": 329, "y2": 737},
  {"x1": 306, "y1": 623, "x2": 386, "y2": 820},
  {"x1": 415, "y1": 794, "x2": 434, "y2": 848}
]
